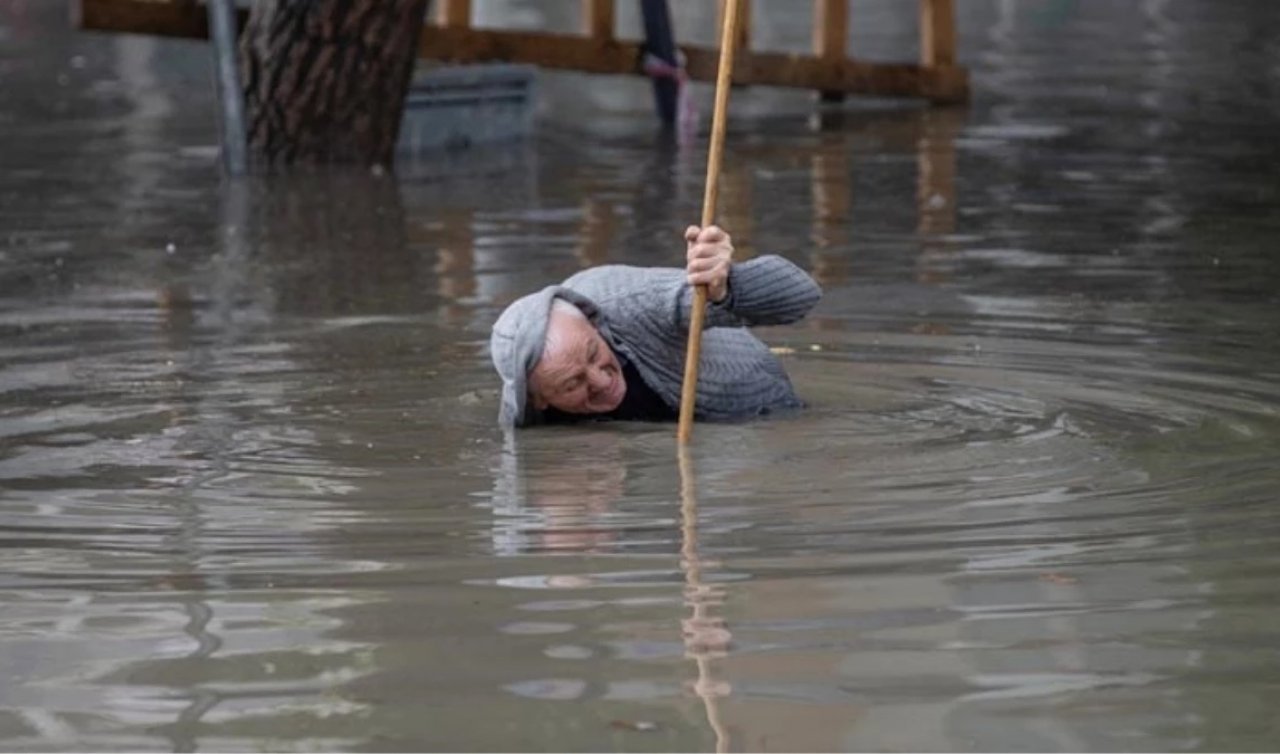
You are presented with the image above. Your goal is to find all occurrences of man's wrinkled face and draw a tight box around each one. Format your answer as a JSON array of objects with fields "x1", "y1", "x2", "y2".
[{"x1": 529, "y1": 306, "x2": 626, "y2": 414}]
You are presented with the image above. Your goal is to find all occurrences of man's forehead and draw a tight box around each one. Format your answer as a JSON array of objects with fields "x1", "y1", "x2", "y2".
[
  {"x1": 550, "y1": 308, "x2": 597, "y2": 342},
  {"x1": 534, "y1": 316, "x2": 594, "y2": 373}
]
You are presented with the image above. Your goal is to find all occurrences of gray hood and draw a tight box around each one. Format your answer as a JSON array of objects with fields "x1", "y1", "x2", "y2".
[{"x1": 489, "y1": 284, "x2": 607, "y2": 427}]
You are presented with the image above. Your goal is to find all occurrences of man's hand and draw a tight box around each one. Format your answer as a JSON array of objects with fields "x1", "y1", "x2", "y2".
[{"x1": 685, "y1": 224, "x2": 733, "y2": 303}]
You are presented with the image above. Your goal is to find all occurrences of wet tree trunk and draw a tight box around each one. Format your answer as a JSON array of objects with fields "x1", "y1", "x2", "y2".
[{"x1": 239, "y1": 0, "x2": 430, "y2": 168}]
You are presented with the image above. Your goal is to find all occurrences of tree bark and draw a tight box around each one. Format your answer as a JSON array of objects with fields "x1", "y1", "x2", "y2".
[{"x1": 239, "y1": 0, "x2": 430, "y2": 168}]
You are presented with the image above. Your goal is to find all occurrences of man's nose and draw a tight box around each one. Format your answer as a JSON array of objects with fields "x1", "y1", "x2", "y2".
[{"x1": 587, "y1": 364, "x2": 611, "y2": 391}]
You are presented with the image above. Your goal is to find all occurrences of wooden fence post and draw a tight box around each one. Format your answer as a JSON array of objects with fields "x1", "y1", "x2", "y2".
[
  {"x1": 438, "y1": 0, "x2": 470, "y2": 29},
  {"x1": 814, "y1": 0, "x2": 848, "y2": 102},
  {"x1": 920, "y1": 0, "x2": 956, "y2": 68},
  {"x1": 583, "y1": 0, "x2": 614, "y2": 41}
]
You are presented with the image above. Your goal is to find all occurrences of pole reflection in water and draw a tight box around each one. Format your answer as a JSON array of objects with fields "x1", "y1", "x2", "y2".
[
  {"x1": 161, "y1": 179, "x2": 253, "y2": 752},
  {"x1": 678, "y1": 447, "x2": 731, "y2": 752},
  {"x1": 486, "y1": 431, "x2": 743, "y2": 749}
]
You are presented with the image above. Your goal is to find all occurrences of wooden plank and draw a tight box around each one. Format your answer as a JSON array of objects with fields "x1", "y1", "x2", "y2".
[
  {"x1": 920, "y1": 0, "x2": 957, "y2": 67},
  {"x1": 74, "y1": 0, "x2": 245, "y2": 38},
  {"x1": 813, "y1": 0, "x2": 847, "y2": 60},
  {"x1": 437, "y1": 0, "x2": 471, "y2": 30},
  {"x1": 418, "y1": 27, "x2": 969, "y2": 102},
  {"x1": 582, "y1": 0, "x2": 614, "y2": 41},
  {"x1": 73, "y1": 0, "x2": 969, "y2": 102}
]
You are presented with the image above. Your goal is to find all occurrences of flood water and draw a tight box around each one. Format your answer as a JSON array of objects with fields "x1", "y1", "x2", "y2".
[{"x1": 3, "y1": 0, "x2": 1280, "y2": 750}]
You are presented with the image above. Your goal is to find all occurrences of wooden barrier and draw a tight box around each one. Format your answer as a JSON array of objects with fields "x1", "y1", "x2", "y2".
[{"x1": 74, "y1": 0, "x2": 969, "y2": 104}]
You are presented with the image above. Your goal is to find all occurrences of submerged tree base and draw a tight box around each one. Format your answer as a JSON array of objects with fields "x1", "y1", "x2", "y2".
[{"x1": 239, "y1": 0, "x2": 429, "y2": 168}]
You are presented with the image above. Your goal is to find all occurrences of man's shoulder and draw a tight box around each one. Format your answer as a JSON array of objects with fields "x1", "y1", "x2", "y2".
[
  {"x1": 562, "y1": 264, "x2": 682, "y2": 302},
  {"x1": 563, "y1": 263, "x2": 674, "y2": 285}
]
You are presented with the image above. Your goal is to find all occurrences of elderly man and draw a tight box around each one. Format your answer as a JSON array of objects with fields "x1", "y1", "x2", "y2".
[{"x1": 490, "y1": 225, "x2": 822, "y2": 427}]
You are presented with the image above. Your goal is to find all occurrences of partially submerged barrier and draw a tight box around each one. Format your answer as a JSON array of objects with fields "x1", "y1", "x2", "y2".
[{"x1": 75, "y1": 0, "x2": 969, "y2": 106}]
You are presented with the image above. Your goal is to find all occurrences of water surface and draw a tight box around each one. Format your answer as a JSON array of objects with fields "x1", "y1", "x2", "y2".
[{"x1": 2, "y1": 0, "x2": 1280, "y2": 750}]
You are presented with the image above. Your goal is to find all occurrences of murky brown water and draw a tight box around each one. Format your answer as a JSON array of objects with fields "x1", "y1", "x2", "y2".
[{"x1": 3, "y1": 0, "x2": 1280, "y2": 750}]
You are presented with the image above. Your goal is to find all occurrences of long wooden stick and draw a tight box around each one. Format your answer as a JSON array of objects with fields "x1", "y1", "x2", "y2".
[{"x1": 678, "y1": 0, "x2": 741, "y2": 443}]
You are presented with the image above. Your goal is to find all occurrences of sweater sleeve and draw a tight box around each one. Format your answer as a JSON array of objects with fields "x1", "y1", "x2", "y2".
[
  {"x1": 563, "y1": 255, "x2": 822, "y2": 334},
  {"x1": 708, "y1": 255, "x2": 823, "y2": 327}
]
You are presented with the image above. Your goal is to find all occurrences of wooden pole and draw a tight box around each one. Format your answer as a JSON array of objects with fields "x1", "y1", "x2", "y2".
[
  {"x1": 677, "y1": 0, "x2": 741, "y2": 443},
  {"x1": 718, "y1": 0, "x2": 751, "y2": 55}
]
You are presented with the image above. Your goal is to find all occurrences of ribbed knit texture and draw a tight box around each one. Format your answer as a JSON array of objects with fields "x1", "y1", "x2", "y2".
[{"x1": 556, "y1": 255, "x2": 823, "y2": 422}]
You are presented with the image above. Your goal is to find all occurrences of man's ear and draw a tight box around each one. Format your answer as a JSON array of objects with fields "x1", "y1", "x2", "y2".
[{"x1": 530, "y1": 392, "x2": 549, "y2": 411}]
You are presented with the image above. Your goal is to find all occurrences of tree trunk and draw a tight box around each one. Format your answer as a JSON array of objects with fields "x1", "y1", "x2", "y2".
[{"x1": 239, "y1": 0, "x2": 430, "y2": 168}]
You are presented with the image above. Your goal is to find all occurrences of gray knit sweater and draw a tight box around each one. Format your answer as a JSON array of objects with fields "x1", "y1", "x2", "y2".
[{"x1": 553, "y1": 255, "x2": 822, "y2": 422}]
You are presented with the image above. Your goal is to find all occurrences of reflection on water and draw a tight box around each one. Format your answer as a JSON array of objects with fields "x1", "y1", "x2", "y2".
[{"x1": 3, "y1": 0, "x2": 1280, "y2": 750}]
